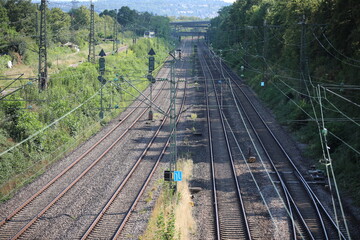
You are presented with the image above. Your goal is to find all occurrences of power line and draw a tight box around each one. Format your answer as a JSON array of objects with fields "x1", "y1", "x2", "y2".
[
  {"x1": 321, "y1": 86, "x2": 360, "y2": 108},
  {"x1": 323, "y1": 97, "x2": 360, "y2": 127},
  {"x1": 322, "y1": 33, "x2": 360, "y2": 64},
  {"x1": 271, "y1": 81, "x2": 360, "y2": 156},
  {"x1": 88, "y1": 2, "x2": 96, "y2": 64},
  {"x1": 313, "y1": 33, "x2": 360, "y2": 69},
  {"x1": 38, "y1": 0, "x2": 48, "y2": 90},
  {"x1": 0, "y1": 91, "x2": 99, "y2": 158}
]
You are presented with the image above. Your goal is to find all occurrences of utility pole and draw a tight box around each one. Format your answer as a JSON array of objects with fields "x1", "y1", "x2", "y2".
[
  {"x1": 104, "y1": 22, "x2": 107, "y2": 41},
  {"x1": 299, "y1": 15, "x2": 306, "y2": 97},
  {"x1": 115, "y1": 22, "x2": 119, "y2": 51},
  {"x1": 38, "y1": 0, "x2": 48, "y2": 91},
  {"x1": 113, "y1": 20, "x2": 118, "y2": 52},
  {"x1": 35, "y1": 4, "x2": 39, "y2": 43},
  {"x1": 243, "y1": 26, "x2": 248, "y2": 70},
  {"x1": 169, "y1": 55, "x2": 177, "y2": 174},
  {"x1": 88, "y1": 1, "x2": 95, "y2": 64},
  {"x1": 98, "y1": 49, "x2": 106, "y2": 119},
  {"x1": 147, "y1": 48, "x2": 156, "y2": 120},
  {"x1": 262, "y1": 20, "x2": 268, "y2": 86}
]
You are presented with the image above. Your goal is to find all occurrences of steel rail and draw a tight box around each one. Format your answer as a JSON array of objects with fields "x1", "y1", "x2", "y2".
[
  {"x1": 3, "y1": 76, "x2": 170, "y2": 240},
  {"x1": 112, "y1": 77, "x2": 188, "y2": 240},
  {"x1": 206, "y1": 48, "x2": 301, "y2": 239},
  {"x1": 210, "y1": 52, "x2": 323, "y2": 239},
  {"x1": 0, "y1": 80, "x2": 167, "y2": 230},
  {"x1": 201, "y1": 49, "x2": 221, "y2": 240},
  {"x1": 9, "y1": 82, "x2": 169, "y2": 240},
  {"x1": 210, "y1": 49, "x2": 347, "y2": 239},
  {"x1": 199, "y1": 45, "x2": 251, "y2": 239},
  {"x1": 81, "y1": 40, "x2": 190, "y2": 239}
]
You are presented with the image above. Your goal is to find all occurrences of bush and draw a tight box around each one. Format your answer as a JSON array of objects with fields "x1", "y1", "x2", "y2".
[
  {"x1": 0, "y1": 54, "x2": 11, "y2": 74},
  {"x1": 0, "y1": 36, "x2": 172, "y2": 200}
]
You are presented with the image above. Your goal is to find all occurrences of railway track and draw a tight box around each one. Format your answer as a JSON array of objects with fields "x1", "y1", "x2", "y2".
[
  {"x1": 80, "y1": 40, "x2": 190, "y2": 239},
  {"x1": 206, "y1": 43, "x2": 349, "y2": 239},
  {"x1": 0, "y1": 55, "x2": 173, "y2": 239},
  {"x1": 198, "y1": 44, "x2": 251, "y2": 239},
  {"x1": 82, "y1": 75, "x2": 187, "y2": 240}
]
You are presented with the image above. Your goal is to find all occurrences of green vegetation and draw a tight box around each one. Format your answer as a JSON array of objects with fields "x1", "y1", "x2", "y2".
[
  {"x1": 140, "y1": 159, "x2": 196, "y2": 240},
  {"x1": 209, "y1": 0, "x2": 360, "y2": 204},
  {"x1": 0, "y1": 1, "x2": 171, "y2": 74},
  {"x1": 0, "y1": 37, "x2": 171, "y2": 201},
  {"x1": 0, "y1": 0, "x2": 173, "y2": 200}
]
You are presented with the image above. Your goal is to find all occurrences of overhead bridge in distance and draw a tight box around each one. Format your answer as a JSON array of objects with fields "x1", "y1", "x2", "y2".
[
  {"x1": 170, "y1": 21, "x2": 211, "y2": 28},
  {"x1": 170, "y1": 21, "x2": 210, "y2": 38},
  {"x1": 174, "y1": 32, "x2": 207, "y2": 37}
]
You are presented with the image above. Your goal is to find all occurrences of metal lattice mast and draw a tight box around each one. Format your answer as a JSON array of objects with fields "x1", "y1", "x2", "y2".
[
  {"x1": 88, "y1": 2, "x2": 95, "y2": 64},
  {"x1": 38, "y1": 0, "x2": 48, "y2": 90},
  {"x1": 113, "y1": 10, "x2": 118, "y2": 53},
  {"x1": 169, "y1": 60, "x2": 177, "y2": 172},
  {"x1": 262, "y1": 20, "x2": 268, "y2": 84},
  {"x1": 299, "y1": 15, "x2": 306, "y2": 96},
  {"x1": 115, "y1": 22, "x2": 119, "y2": 52}
]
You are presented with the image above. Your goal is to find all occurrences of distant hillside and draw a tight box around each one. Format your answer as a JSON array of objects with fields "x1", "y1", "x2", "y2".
[{"x1": 32, "y1": 0, "x2": 231, "y2": 18}]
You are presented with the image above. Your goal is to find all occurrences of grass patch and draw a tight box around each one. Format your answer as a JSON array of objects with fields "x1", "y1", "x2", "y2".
[
  {"x1": 0, "y1": 120, "x2": 102, "y2": 201},
  {"x1": 0, "y1": 37, "x2": 170, "y2": 201},
  {"x1": 140, "y1": 159, "x2": 196, "y2": 240}
]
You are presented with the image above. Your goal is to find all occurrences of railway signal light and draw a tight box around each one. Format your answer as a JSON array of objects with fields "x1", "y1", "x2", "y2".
[
  {"x1": 147, "y1": 74, "x2": 156, "y2": 83},
  {"x1": 98, "y1": 76, "x2": 106, "y2": 85},
  {"x1": 164, "y1": 171, "x2": 173, "y2": 181},
  {"x1": 149, "y1": 57, "x2": 155, "y2": 72}
]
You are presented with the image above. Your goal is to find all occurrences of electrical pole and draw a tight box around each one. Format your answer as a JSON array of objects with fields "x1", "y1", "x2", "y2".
[
  {"x1": 115, "y1": 24, "x2": 119, "y2": 51},
  {"x1": 147, "y1": 48, "x2": 156, "y2": 120},
  {"x1": 169, "y1": 57, "x2": 177, "y2": 173},
  {"x1": 104, "y1": 22, "x2": 107, "y2": 41},
  {"x1": 262, "y1": 20, "x2": 268, "y2": 86},
  {"x1": 38, "y1": 0, "x2": 48, "y2": 91},
  {"x1": 98, "y1": 49, "x2": 106, "y2": 119},
  {"x1": 88, "y1": 1, "x2": 95, "y2": 64},
  {"x1": 113, "y1": 10, "x2": 118, "y2": 53},
  {"x1": 243, "y1": 26, "x2": 248, "y2": 70},
  {"x1": 170, "y1": 61, "x2": 176, "y2": 172},
  {"x1": 35, "y1": 4, "x2": 39, "y2": 43},
  {"x1": 299, "y1": 15, "x2": 306, "y2": 97}
]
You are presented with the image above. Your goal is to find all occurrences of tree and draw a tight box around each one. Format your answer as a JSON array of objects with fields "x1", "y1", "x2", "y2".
[
  {"x1": 4, "y1": 0, "x2": 37, "y2": 35},
  {"x1": 99, "y1": 9, "x2": 117, "y2": 19},
  {"x1": 48, "y1": 8, "x2": 71, "y2": 43},
  {"x1": 69, "y1": 5, "x2": 90, "y2": 31},
  {"x1": 0, "y1": 4, "x2": 11, "y2": 47},
  {"x1": 117, "y1": 6, "x2": 137, "y2": 27}
]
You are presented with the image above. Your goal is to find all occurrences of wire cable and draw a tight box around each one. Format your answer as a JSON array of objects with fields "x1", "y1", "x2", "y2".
[
  {"x1": 322, "y1": 33, "x2": 360, "y2": 64},
  {"x1": 321, "y1": 86, "x2": 360, "y2": 108},
  {"x1": 313, "y1": 33, "x2": 360, "y2": 69},
  {"x1": 0, "y1": 91, "x2": 99, "y2": 158}
]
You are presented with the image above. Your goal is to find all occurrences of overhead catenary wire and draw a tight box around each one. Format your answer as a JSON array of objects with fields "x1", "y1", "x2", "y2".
[
  {"x1": 0, "y1": 91, "x2": 99, "y2": 158},
  {"x1": 317, "y1": 85, "x2": 351, "y2": 238},
  {"x1": 313, "y1": 33, "x2": 360, "y2": 69},
  {"x1": 211, "y1": 53, "x2": 304, "y2": 237},
  {"x1": 323, "y1": 97, "x2": 360, "y2": 127},
  {"x1": 321, "y1": 86, "x2": 360, "y2": 108},
  {"x1": 271, "y1": 81, "x2": 360, "y2": 156},
  {"x1": 322, "y1": 33, "x2": 360, "y2": 64}
]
